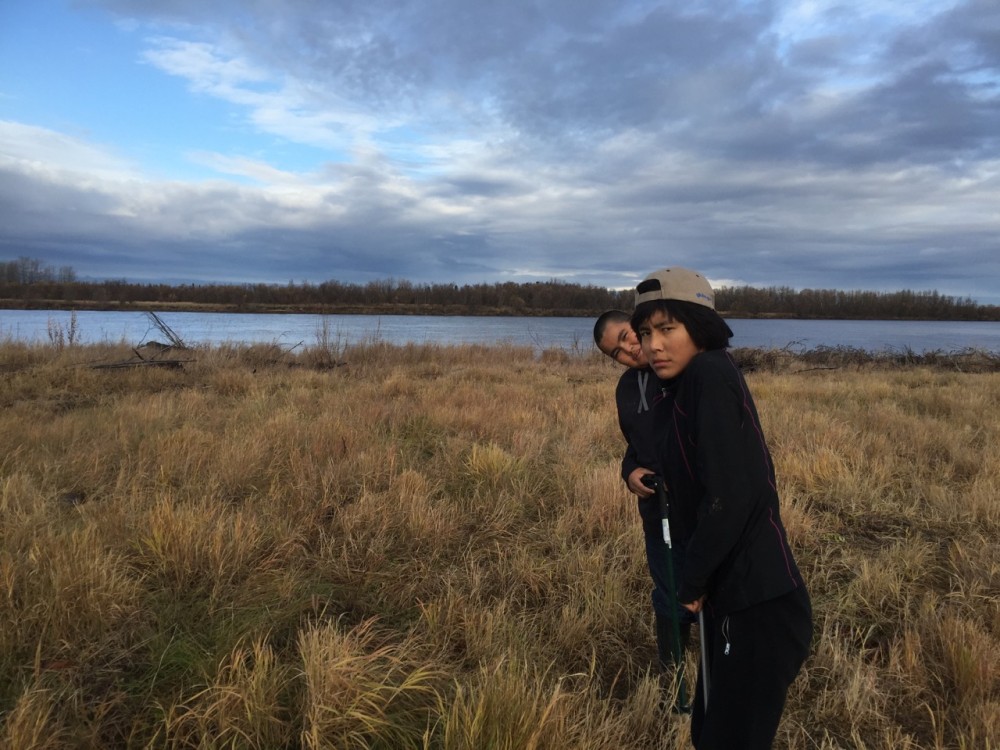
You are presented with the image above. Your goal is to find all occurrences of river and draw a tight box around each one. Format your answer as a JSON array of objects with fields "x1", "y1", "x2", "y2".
[{"x1": 3, "y1": 309, "x2": 1000, "y2": 353}]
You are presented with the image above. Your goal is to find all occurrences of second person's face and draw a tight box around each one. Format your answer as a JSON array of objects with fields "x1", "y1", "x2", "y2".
[
  {"x1": 599, "y1": 319, "x2": 647, "y2": 368},
  {"x1": 637, "y1": 309, "x2": 703, "y2": 380}
]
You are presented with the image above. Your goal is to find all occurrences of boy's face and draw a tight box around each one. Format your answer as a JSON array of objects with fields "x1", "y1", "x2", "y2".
[
  {"x1": 598, "y1": 319, "x2": 647, "y2": 368},
  {"x1": 636, "y1": 309, "x2": 703, "y2": 380}
]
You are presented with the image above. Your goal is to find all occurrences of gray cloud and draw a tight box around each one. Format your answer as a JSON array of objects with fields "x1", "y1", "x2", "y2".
[{"x1": 1, "y1": 0, "x2": 998, "y2": 302}]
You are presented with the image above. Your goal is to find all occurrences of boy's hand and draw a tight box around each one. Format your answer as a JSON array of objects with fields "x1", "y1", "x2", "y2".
[
  {"x1": 628, "y1": 467, "x2": 655, "y2": 497},
  {"x1": 682, "y1": 595, "x2": 706, "y2": 614}
]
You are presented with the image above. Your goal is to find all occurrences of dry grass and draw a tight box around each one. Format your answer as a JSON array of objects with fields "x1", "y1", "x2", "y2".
[{"x1": 0, "y1": 339, "x2": 997, "y2": 749}]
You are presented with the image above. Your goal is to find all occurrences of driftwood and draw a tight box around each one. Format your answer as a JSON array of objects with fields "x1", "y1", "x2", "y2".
[
  {"x1": 91, "y1": 359, "x2": 189, "y2": 370},
  {"x1": 145, "y1": 311, "x2": 187, "y2": 349},
  {"x1": 90, "y1": 311, "x2": 194, "y2": 370}
]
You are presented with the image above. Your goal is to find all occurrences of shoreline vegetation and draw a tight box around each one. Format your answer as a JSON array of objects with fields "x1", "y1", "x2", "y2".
[
  {"x1": 2, "y1": 338, "x2": 998, "y2": 748},
  {"x1": 6, "y1": 296, "x2": 1000, "y2": 322}
]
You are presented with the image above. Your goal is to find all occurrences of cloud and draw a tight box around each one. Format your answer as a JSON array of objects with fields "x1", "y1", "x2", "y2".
[
  {"x1": 0, "y1": 120, "x2": 141, "y2": 181},
  {"x1": 0, "y1": 0, "x2": 997, "y2": 302}
]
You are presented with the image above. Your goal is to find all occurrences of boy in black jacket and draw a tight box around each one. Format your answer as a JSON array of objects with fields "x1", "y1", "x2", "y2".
[
  {"x1": 630, "y1": 268, "x2": 812, "y2": 749},
  {"x1": 594, "y1": 310, "x2": 695, "y2": 680}
]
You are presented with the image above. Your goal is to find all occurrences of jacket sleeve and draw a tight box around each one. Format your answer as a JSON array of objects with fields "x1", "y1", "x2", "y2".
[
  {"x1": 621, "y1": 437, "x2": 640, "y2": 485},
  {"x1": 677, "y1": 357, "x2": 760, "y2": 604},
  {"x1": 616, "y1": 373, "x2": 642, "y2": 485}
]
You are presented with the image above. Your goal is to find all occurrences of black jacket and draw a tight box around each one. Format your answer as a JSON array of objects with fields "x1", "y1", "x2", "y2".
[
  {"x1": 658, "y1": 350, "x2": 806, "y2": 614},
  {"x1": 616, "y1": 366, "x2": 664, "y2": 483}
]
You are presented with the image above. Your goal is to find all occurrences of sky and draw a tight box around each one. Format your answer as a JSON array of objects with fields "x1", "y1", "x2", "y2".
[{"x1": 1, "y1": 0, "x2": 998, "y2": 302}]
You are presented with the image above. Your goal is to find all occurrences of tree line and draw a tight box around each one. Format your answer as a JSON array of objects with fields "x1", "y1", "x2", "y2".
[{"x1": 2, "y1": 256, "x2": 998, "y2": 320}]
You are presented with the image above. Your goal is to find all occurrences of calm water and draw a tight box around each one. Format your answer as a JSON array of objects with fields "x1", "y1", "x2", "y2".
[{"x1": 3, "y1": 309, "x2": 1000, "y2": 353}]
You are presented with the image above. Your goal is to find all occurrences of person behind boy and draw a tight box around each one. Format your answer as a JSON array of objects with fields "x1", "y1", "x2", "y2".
[
  {"x1": 630, "y1": 268, "x2": 812, "y2": 749},
  {"x1": 593, "y1": 310, "x2": 694, "y2": 679}
]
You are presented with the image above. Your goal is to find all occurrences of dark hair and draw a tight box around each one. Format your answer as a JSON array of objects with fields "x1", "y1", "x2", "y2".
[
  {"x1": 593, "y1": 309, "x2": 630, "y2": 346},
  {"x1": 630, "y1": 300, "x2": 734, "y2": 350}
]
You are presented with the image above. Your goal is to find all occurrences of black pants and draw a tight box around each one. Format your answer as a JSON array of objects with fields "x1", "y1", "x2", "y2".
[{"x1": 691, "y1": 585, "x2": 812, "y2": 750}]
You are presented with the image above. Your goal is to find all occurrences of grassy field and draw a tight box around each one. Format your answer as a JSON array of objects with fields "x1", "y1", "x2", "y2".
[{"x1": 1, "y1": 338, "x2": 998, "y2": 749}]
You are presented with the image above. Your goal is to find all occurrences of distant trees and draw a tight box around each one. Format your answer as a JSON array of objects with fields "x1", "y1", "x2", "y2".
[
  {"x1": 1, "y1": 257, "x2": 76, "y2": 284},
  {"x1": 715, "y1": 286, "x2": 990, "y2": 320},
  {"x1": 1, "y1": 257, "x2": 997, "y2": 320}
]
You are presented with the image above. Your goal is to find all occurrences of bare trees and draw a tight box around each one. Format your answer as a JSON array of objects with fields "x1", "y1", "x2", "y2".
[{"x1": 1, "y1": 257, "x2": 997, "y2": 320}]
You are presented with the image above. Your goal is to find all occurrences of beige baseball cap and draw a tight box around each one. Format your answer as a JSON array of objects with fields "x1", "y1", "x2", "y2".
[{"x1": 635, "y1": 267, "x2": 715, "y2": 310}]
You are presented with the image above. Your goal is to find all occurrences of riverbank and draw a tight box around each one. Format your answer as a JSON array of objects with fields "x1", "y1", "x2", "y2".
[
  {"x1": 2, "y1": 340, "x2": 998, "y2": 748},
  {"x1": 9, "y1": 308, "x2": 1000, "y2": 360}
]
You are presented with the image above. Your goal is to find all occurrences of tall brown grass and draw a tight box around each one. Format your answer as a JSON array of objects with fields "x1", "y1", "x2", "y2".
[{"x1": 1, "y1": 338, "x2": 997, "y2": 748}]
